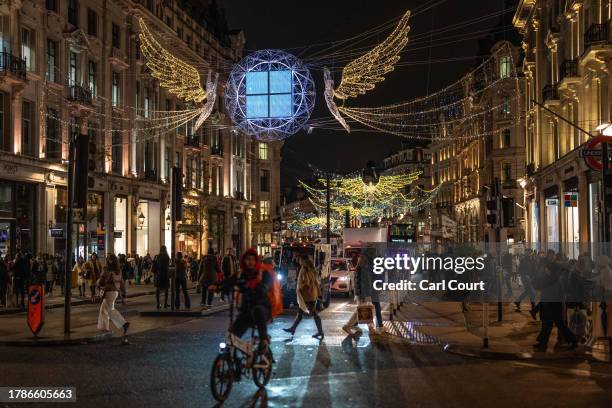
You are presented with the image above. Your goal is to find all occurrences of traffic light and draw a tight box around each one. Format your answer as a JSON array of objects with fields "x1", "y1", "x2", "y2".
[
  {"x1": 486, "y1": 199, "x2": 497, "y2": 226},
  {"x1": 74, "y1": 134, "x2": 89, "y2": 209},
  {"x1": 605, "y1": 172, "x2": 612, "y2": 209},
  {"x1": 501, "y1": 197, "x2": 515, "y2": 228},
  {"x1": 171, "y1": 166, "x2": 183, "y2": 221}
]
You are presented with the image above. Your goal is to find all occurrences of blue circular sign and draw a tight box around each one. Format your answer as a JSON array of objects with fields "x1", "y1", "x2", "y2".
[{"x1": 29, "y1": 288, "x2": 41, "y2": 305}]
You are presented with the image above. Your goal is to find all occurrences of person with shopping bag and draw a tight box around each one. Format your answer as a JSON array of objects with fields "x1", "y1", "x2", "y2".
[{"x1": 342, "y1": 246, "x2": 384, "y2": 336}]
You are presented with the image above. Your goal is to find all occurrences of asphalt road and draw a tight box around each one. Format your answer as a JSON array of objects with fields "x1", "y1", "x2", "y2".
[{"x1": 1, "y1": 298, "x2": 612, "y2": 408}]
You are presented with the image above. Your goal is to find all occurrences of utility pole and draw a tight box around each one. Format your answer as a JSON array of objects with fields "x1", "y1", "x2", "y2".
[{"x1": 63, "y1": 136, "x2": 75, "y2": 334}]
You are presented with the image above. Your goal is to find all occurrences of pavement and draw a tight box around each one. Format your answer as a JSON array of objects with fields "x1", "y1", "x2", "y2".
[
  {"x1": 381, "y1": 300, "x2": 604, "y2": 361},
  {"x1": 2, "y1": 297, "x2": 612, "y2": 407},
  {"x1": 0, "y1": 283, "x2": 227, "y2": 346}
]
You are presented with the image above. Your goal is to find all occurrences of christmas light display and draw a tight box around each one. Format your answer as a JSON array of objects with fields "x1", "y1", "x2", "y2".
[
  {"x1": 138, "y1": 18, "x2": 208, "y2": 103},
  {"x1": 224, "y1": 49, "x2": 316, "y2": 141},
  {"x1": 287, "y1": 208, "x2": 343, "y2": 234},
  {"x1": 194, "y1": 71, "x2": 219, "y2": 131}
]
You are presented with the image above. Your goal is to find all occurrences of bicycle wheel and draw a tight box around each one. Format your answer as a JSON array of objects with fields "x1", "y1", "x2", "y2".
[
  {"x1": 252, "y1": 349, "x2": 273, "y2": 388},
  {"x1": 211, "y1": 354, "x2": 234, "y2": 402}
]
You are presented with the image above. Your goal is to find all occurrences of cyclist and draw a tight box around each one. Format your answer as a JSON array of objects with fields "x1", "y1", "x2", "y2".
[{"x1": 225, "y1": 248, "x2": 272, "y2": 351}]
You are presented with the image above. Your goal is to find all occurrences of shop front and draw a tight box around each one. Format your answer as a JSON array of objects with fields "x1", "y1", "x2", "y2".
[
  {"x1": 136, "y1": 199, "x2": 161, "y2": 257},
  {"x1": 113, "y1": 196, "x2": 128, "y2": 255},
  {"x1": 0, "y1": 179, "x2": 36, "y2": 257},
  {"x1": 74, "y1": 191, "x2": 105, "y2": 260}
]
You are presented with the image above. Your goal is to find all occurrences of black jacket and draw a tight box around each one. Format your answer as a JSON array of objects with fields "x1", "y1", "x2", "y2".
[{"x1": 155, "y1": 253, "x2": 170, "y2": 289}]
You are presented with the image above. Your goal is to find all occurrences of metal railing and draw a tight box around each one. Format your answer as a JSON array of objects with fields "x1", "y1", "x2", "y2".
[
  {"x1": 0, "y1": 52, "x2": 26, "y2": 79},
  {"x1": 559, "y1": 59, "x2": 579, "y2": 82},
  {"x1": 68, "y1": 84, "x2": 93, "y2": 105},
  {"x1": 185, "y1": 135, "x2": 200, "y2": 147},
  {"x1": 542, "y1": 84, "x2": 559, "y2": 102},
  {"x1": 584, "y1": 21, "x2": 610, "y2": 48}
]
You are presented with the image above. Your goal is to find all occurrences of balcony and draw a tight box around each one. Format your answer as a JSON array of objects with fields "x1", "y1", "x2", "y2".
[
  {"x1": 211, "y1": 144, "x2": 223, "y2": 157},
  {"x1": 542, "y1": 84, "x2": 559, "y2": 102},
  {"x1": 144, "y1": 169, "x2": 157, "y2": 182},
  {"x1": 185, "y1": 135, "x2": 200, "y2": 148},
  {"x1": 68, "y1": 84, "x2": 93, "y2": 106},
  {"x1": 559, "y1": 59, "x2": 579, "y2": 83},
  {"x1": 584, "y1": 21, "x2": 610, "y2": 49},
  {"x1": 0, "y1": 52, "x2": 27, "y2": 81}
]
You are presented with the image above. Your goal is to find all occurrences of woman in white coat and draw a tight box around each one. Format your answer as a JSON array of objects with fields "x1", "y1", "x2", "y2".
[{"x1": 97, "y1": 254, "x2": 130, "y2": 336}]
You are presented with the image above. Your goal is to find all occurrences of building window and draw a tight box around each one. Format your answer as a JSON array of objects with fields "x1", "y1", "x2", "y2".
[
  {"x1": 186, "y1": 156, "x2": 193, "y2": 187},
  {"x1": 87, "y1": 9, "x2": 97, "y2": 37},
  {"x1": 164, "y1": 147, "x2": 171, "y2": 182},
  {"x1": 499, "y1": 55, "x2": 512, "y2": 79},
  {"x1": 144, "y1": 87, "x2": 151, "y2": 118},
  {"x1": 260, "y1": 169, "x2": 270, "y2": 192},
  {"x1": 46, "y1": 0, "x2": 57, "y2": 12},
  {"x1": 501, "y1": 97, "x2": 511, "y2": 115},
  {"x1": 46, "y1": 108, "x2": 61, "y2": 161},
  {"x1": 246, "y1": 70, "x2": 293, "y2": 119},
  {"x1": 112, "y1": 131, "x2": 122, "y2": 174},
  {"x1": 112, "y1": 72, "x2": 120, "y2": 107},
  {"x1": 260, "y1": 200, "x2": 270, "y2": 221},
  {"x1": 69, "y1": 50, "x2": 79, "y2": 85},
  {"x1": 258, "y1": 142, "x2": 268, "y2": 160},
  {"x1": 22, "y1": 100, "x2": 34, "y2": 156},
  {"x1": 68, "y1": 0, "x2": 78, "y2": 26},
  {"x1": 46, "y1": 39, "x2": 57, "y2": 82},
  {"x1": 502, "y1": 128, "x2": 511, "y2": 148},
  {"x1": 112, "y1": 23, "x2": 120, "y2": 49},
  {"x1": 21, "y1": 28, "x2": 34, "y2": 72},
  {"x1": 88, "y1": 60, "x2": 97, "y2": 95},
  {"x1": 503, "y1": 163, "x2": 512, "y2": 182}
]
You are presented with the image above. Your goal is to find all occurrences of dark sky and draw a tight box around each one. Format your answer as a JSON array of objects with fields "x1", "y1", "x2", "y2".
[{"x1": 219, "y1": 0, "x2": 513, "y2": 188}]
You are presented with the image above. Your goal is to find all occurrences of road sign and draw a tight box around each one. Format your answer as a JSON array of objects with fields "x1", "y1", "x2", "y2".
[
  {"x1": 272, "y1": 218, "x2": 282, "y2": 232},
  {"x1": 582, "y1": 136, "x2": 612, "y2": 171},
  {"x1": 27, "y1": 284, "x2": 45, "y2": 336}
]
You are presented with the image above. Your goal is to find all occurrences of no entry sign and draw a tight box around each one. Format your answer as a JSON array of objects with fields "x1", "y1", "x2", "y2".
[
  {"x1": 27, "y1": 284, "x2": 45, "y2": 335},
  {"x1": 582, "y1": 136, "x2": 612, "y2": 171}
]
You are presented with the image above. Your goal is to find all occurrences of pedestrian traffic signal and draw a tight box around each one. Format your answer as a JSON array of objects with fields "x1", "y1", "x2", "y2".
[
  {"x1": 501, "y1": 197, "x2": 515, "y2": 228},
  {"x1": 172, "y1": 166, "x2": 183, "y2": 221},
  {"x1": 74, "y1": 134, "x2": 89, "y2": 209}
]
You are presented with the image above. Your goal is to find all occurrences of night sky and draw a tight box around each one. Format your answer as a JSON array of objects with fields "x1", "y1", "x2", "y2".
[{"x1": 220, "y1": 0, "x2": 513, "y2": 189}]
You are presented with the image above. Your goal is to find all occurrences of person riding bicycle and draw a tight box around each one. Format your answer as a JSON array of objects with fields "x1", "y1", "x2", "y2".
[{"x1": 225, "y1": 248, "x2": 272, "y2": 351}]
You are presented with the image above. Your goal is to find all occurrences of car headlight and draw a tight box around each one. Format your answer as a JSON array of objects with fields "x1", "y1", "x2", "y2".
[
  {"x1": 277, "y1": 273, "x2": 283, "y2": 281},
  {"x1": 219, "y1": 342, "x2": 227, "y2": 350}
]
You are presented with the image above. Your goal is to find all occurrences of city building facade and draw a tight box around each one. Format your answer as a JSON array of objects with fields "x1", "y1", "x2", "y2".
[
  {"x1": 0, "y1": 0, "x2": 281, "y2": 261},
  {"x1": 514, "y1": 0, "x2": 611, "y2": 255},
  {"x1": 430, "y1": 41, "x2": 527, "y2": 244}
]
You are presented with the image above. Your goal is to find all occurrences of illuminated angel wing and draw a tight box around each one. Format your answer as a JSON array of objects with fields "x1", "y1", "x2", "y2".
[
  {"x1": 334, "y1": 10, "x2": 411, "y2": 100},
  {"x1": 193, "y1": 72, "x2": 219, "y2": 131},
  {"x1": 323, "y1": 68, "x2": 351, "y2": 132},
  {"x1": 138, "y1": 18, "x2": 206, "y2": 103}
]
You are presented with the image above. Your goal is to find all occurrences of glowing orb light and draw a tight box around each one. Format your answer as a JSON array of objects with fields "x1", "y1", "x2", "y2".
[{"x1": 224, "y1": 49, "x2": 316, "y2": 141}]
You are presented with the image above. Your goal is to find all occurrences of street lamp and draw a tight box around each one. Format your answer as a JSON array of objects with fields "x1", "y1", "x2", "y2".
[
  {"x1": 137, "y1": 210, "x2": 146, "y2": 230},
  {"x1": 597, "y1": 123, "x2": 612, "y2": 136}
]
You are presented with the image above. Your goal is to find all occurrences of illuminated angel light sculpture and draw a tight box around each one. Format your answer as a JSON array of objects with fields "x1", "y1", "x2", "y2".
[
  {"x1": 138, "y1": 18, "x2": 217, "y2": 131},
  {"x1": 224, "y1": 49, "x2": 316, "y2": 141},
  {"x1": 324, "y1": 10, "x2": 411, "y2": 133}
]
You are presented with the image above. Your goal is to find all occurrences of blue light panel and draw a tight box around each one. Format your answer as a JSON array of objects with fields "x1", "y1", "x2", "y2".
[
  {"x1": 269, "y1": 94, "x2": 292, "y2": 117},
  {"x1": 269, "y1": 70, "x2": 292, "y2": 94},
  {"x1": 246, "y1": 95, "x2": 268, "y2": 119},
  {"x1": 246, "y1": 71, "x2": 268, "y2": 95}
]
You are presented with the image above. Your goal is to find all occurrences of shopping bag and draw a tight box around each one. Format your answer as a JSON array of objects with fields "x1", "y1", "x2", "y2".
[{"x1": 357, "y1": 303, "x2": 374, "y2": 325}]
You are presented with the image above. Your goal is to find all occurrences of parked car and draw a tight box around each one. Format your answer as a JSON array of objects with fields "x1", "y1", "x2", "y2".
[{"x1": 330, "y1": 258, "x2": 354, "y2": 297}]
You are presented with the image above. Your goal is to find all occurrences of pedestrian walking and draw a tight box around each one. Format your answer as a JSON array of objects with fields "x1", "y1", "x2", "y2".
[
  {"x1": 142, "y1": 253, "x2": 153, "y2": 284},
  {"x1": 199, "y1": 247, "x2": 219, "y2": 307},
  {"x1": 86, "y1": 253, "x2": 102, "y2": 301},
  {"x1": 283, "y1": 253, "x2": 324, "y2": 339},
  {"x1": 532, "y1": 257, "x2": 577, "y2": 352},
  {"x1": 343, "y1": 247, "x2": 384, "y2": 336},
  {"x1": 154, "y1": 247, "x2": 170, "y2": 309},
  {"x1": 221, "y1": 248, "x2": 238, "y2": 301},
  {"x1": 96, "y1": 254, "x2": 130, "y2": 337},
  {"x1": 514, "y1": 250, "x2": 537, "y2": 316},
  {"x1": 74, "y1": 256, "x2": 87, "y2": 297},
  {"x1": 174, "y1": 252, "x2": 191, "y2": 310}
]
